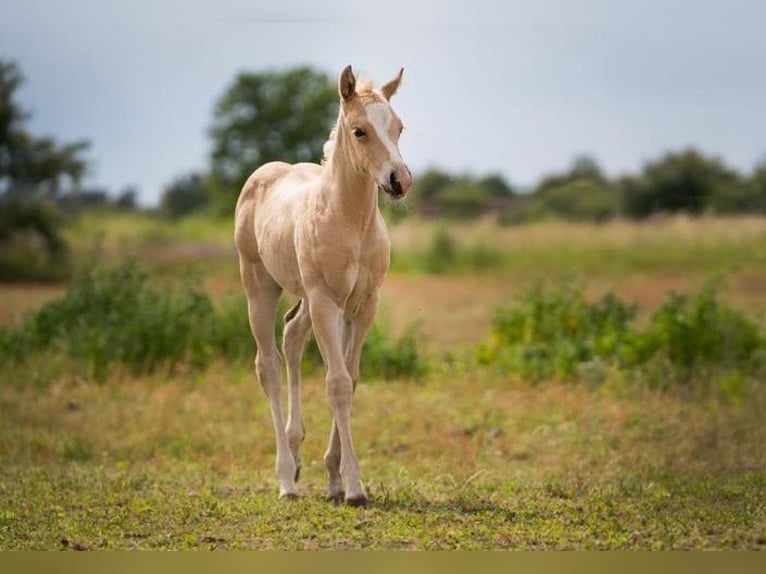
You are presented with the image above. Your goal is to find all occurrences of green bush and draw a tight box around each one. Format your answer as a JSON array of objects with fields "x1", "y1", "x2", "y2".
[
  {"x1": 0, "y1": 261, "x2": 425, "y2": 382},
  {"x1": 478, "y1": 280, "x2": 766, "y2": 395},
  {"x1": 0, "y1": 262, "x2": 225, "y2": 379},
  {"x1": 640, "y1": 281, "x2": 764, "y2": 387},
  {"x1": 477, "y1": 282, "x2": 638, "y2": 381},
  {"x1": 362, "y1": 317, "x2": 427, "y2": 381},
  {"x1": 0, "y1": 195, "x2": 70, "y2": 281}
]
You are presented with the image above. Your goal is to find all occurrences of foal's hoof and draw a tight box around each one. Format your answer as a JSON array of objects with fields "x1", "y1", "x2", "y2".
[
  {"x1": 345, "y1": 495, "x2": 369, "y2": 508},
  {"x1": 325, "y1": 491, "x2": 345, "y2": 505},
  {"x1": 279, "y1": 492, "x2": 301, "y2": 502}
]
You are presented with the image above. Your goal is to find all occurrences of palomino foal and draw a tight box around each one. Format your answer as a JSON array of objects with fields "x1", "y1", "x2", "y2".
[{"x1": 234, "y1": 66, "x2": 411, "y2": 506}]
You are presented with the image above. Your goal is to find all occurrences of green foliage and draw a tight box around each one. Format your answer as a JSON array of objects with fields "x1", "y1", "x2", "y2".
[
  {"x1": 0, "y1": 60, "x2": 91, "y2": 280},
  {"x1": 640, "y1": 281, "x2": 764, "y2": 388},
  {"x1": 478, "y1": 280, "x2": 766, "y2": 395},
  {"x1": 412, "y1": 151, "x2": 766, "y2": 224},
  {"x1": 160, "y1": 172, "x2": 211, "y2": 218},
  {"x1": 0, "y1": 261, "x2": 425, "y2": 382},
  {"x1": 0, "y1": 194, "x2": 69, "y2": 281},
  {"x1": 0, "y1": 262, "x2": 230, "y2": 379},
  {"x1": 412, "y1": 168, "x2": 514, "y2": 219},
  {"x1": 362, "y1": 317, "x2": 427, "y2": 381},
  {"x1": 478, "y1": 282, "x2": 638, "y2": 381},
  {"x1": 208, "y1": 66, "x2": 337, "y2": 212},
  {"x1": 0, "y1": 60, "x2": 88, "y2": 197},
  {"x1": 498, "y1": 156, "x2": 617, "y2": 224},
  {"x1": 621, "y1": 149, "x2": 742, "y2": 218}
]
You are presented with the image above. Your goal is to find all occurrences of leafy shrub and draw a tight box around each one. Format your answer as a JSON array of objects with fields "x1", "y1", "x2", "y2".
[
  {"x1": 362, "y1": 317, "x2": 427, "y2": 380},
  {"x1": 0, "y1": 262, "x2": 224, "y2": 379},
  {"x1": 477, "y1": 282, "x2": 638, "y2": 381},
  {"x1": 640, "y1": 281, "x2": 764, "y2": 388},
  {"x1": 0, "y1": 261, "x2": 425, "y2": 382},
  {"x1": 478, "y1": 280, "x2": 766, "y2": 395}
]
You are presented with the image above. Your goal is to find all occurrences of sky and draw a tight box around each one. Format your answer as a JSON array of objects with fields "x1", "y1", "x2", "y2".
[{"x1": 2, "y1": 0, "x2": 766, "y2": 206}]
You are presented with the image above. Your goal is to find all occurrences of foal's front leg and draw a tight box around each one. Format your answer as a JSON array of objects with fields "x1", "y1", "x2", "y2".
[
  {"x1": 324, "y1": 294, "x2": 379, "y2": 501},
  {"x1": 309, "y1": 292, "x2": 367, "y2": 506}
]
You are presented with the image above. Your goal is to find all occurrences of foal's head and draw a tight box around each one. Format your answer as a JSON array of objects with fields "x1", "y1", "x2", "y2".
[{"x1": 336, "y1": 65, "x2": 412, "y2": 199}]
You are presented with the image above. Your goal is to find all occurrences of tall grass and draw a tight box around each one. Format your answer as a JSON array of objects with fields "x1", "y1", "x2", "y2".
[{"x1": 389, "y1": 216, "x2": 766, "y2": 276}]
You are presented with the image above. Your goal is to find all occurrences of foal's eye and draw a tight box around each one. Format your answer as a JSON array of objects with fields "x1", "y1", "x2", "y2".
[{"x1": 351, "y1": 127, "x2": 367, "y2": 139}]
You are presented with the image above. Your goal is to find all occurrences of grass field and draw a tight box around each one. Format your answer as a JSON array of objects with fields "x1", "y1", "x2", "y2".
[
  {"x1": 1, "y1": 214, "x2": 765, "y2": 549},
  {"x1": 2, "y1": 369, "x2": 764, "y2": 549}
]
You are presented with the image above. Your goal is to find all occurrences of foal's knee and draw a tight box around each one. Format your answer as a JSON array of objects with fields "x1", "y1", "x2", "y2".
[
  {"x1": 255, "y1": 351, "x2": 281, "y2": 392},
  {"x1": 326, "y1": 372, "x2": 354, "y2": 409}
]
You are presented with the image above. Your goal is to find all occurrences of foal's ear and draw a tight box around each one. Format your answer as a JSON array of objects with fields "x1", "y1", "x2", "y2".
[
  {"x1": 339, "y1": 65, "x2": 356, "y2": 101},
  {"x1": 380, "y1": 67, "x2": 404, "y2": 100}
]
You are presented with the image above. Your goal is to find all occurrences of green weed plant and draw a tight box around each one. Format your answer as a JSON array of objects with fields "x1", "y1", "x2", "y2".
[{"x1": 478, "y1": 279, "x2": 765, "y2": 398}]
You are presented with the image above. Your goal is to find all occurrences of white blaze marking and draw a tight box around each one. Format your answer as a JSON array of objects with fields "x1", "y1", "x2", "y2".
[{"x1": 365, "y1": 102, "x2": 402, "y2": 164}]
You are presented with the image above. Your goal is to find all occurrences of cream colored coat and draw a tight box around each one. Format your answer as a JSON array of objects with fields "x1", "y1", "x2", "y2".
[{"x1": 234, "y1": 66, "x2": 411, "y2": 505}]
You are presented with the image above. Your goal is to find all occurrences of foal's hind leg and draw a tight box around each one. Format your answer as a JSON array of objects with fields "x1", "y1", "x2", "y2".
[
  {"x1": 282, "y1": 299, "x2": 311, "y2": 482},
  {"x1": 240, "y1": 257, "x2": 298, "y2": 499}
]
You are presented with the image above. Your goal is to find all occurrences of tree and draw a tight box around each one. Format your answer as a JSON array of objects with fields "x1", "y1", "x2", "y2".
[
  {"x1": 208, "y1": 66, "x2": 338, "y2": 211},
  {"x1": 478, "y1": 173, "x2": 515, "y2": 199},
  {"x1": 0, "y1": 60, "x2": 89, "y2": 279},
  {"x1": 745, "y1": 162, "x2": 766, "y2": 213},
  {"x1": 410, "y1": 168, "x2": 514, "y2": 218},
  {"x1": 531, "y1": 155, "x2": 618, "y2": 222},
  {"x1": 1, "y1": 62, "x2": 88, "y2": 197},
  {"x1": 622, "y1": 149, "x2": 739, "y2": 218},
  {"x1": 160, "y1": 172, "x2": 210, "y2": 218}
]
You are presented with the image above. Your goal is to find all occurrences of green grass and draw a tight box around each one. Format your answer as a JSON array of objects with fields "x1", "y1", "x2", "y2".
[
  {"x1": 2, "y1": 464, "x2": 763, "y2": 550},
  {"x1": 1, "y1": 368, "x2": 764, "y2": 549}
]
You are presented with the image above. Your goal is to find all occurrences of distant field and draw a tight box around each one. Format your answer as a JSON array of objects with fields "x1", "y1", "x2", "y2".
[{"x1": 60, "y1": 212, "x2": 766, "y2": 279}]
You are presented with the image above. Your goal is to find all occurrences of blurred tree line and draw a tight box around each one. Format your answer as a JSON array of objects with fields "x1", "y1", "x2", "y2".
[
  {"x1": 4, "y1": 58, "x2": 766, "y2": 280},
  {"x1": 495, "y1": 149, "x2": 766, "y2": 224},
  {"x1": 163, "y1": 64, "x2": 766, "y2": 223}
]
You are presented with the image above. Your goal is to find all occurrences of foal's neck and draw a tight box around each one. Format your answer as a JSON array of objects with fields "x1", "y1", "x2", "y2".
[{"x1": 320, "y1": 130, "x2": 380, "y2": 231}]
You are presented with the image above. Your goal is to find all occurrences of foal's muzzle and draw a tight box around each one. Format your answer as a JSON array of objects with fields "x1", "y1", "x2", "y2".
[{"x1": 383, "y1": 166, "x2": 412, "y2": 199}]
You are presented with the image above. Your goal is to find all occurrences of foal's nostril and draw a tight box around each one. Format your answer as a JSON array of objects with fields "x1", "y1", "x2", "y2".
[{"x1": 389, "y1": 171, "x2": 403, "y2": 195}]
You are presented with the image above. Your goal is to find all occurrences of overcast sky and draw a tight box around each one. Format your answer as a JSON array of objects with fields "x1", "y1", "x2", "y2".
[{"x1": 2, "y1": 1, "x2": 766, "y2": 206}]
